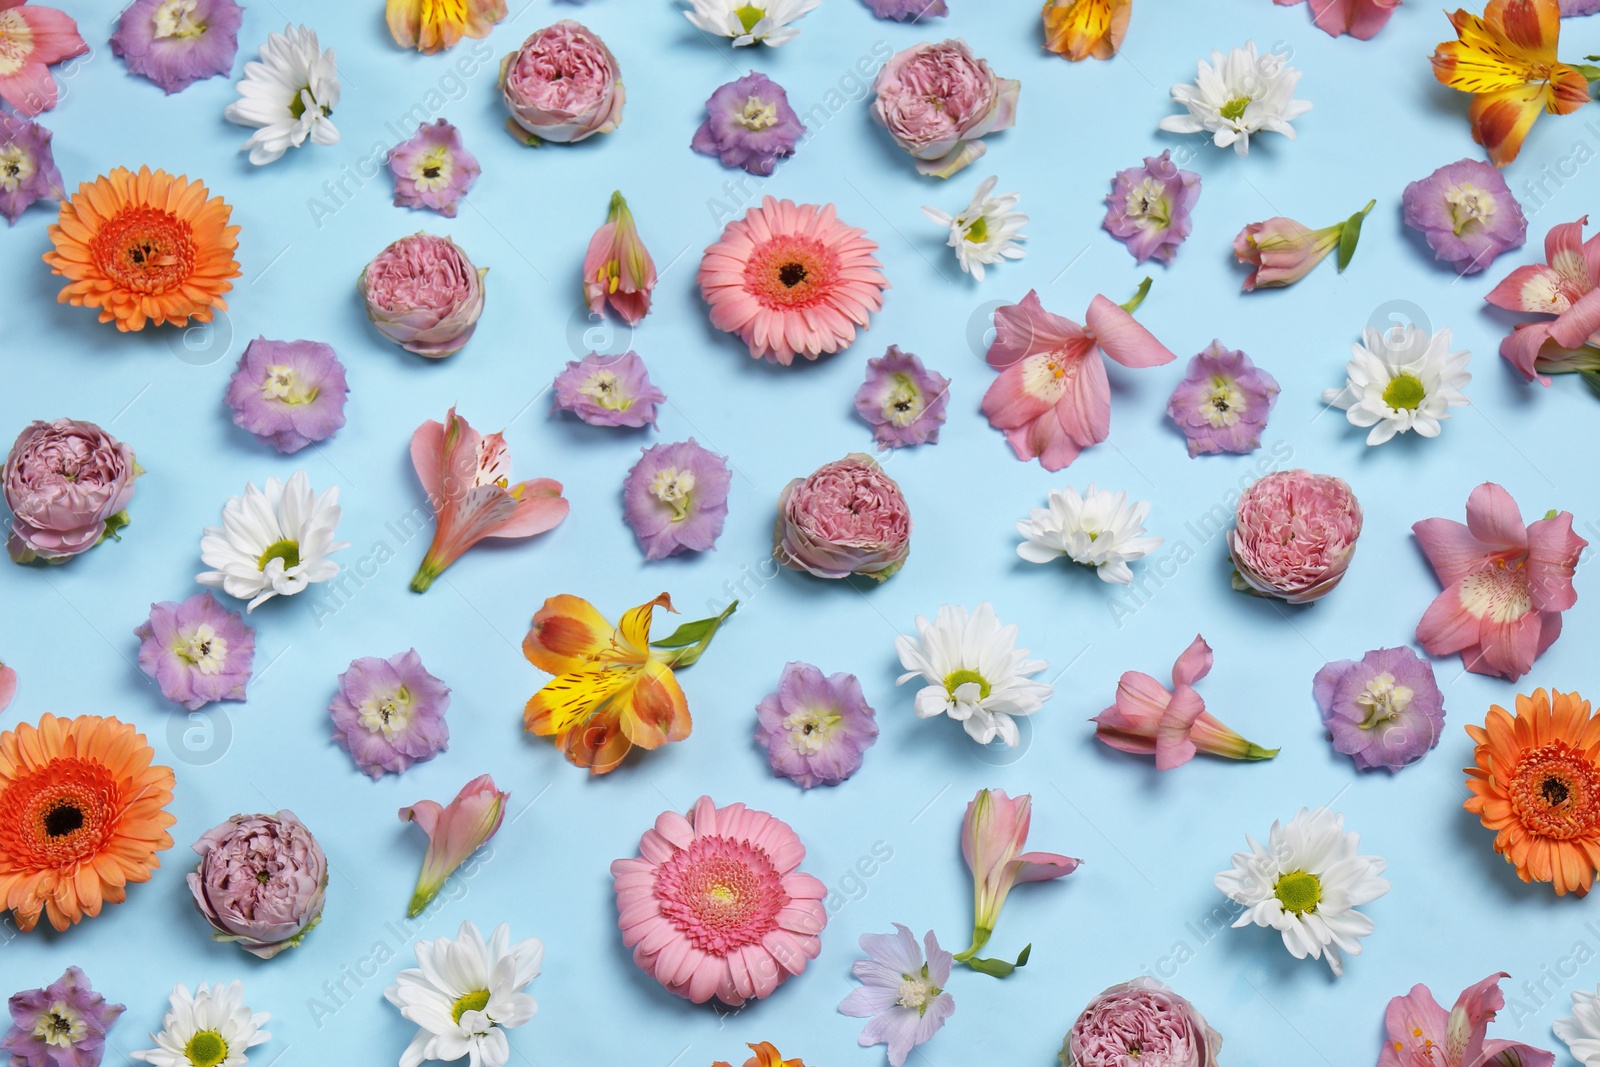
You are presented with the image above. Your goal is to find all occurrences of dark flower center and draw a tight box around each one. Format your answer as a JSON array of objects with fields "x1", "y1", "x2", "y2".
[
  {"x1": 1544, "y1": 776, "x2": 1572, "y2": 807},
  {"x1": 778, "y1": 262, "x2": 807, "y2": 287},
  {"x1": 423, "y1": 165, "x2": 441, "y2": 179},
  {"x1": 44, "y1": 803, "x2": 85, "y2": 837}
]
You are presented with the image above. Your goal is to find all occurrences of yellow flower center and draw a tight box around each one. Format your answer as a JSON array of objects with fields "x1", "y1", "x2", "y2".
[
  {"x1": 736, "y1": 96, "x2": 779, "y2": 130},
  {"x1": 258, "y1": 539, "x2": 301, "y2": 572},
  {"x1": 883, "y1": 375, "x2": 924, "y2": 427},
  {"x1": 0, "y1": 11, "x2": 37, "y2": 78},
  {"x1": 964, "y1": 216, "x2": 989, "y2": 244},
  {"x1": 1273, "y1": 870, "x2": 1321, "y2": 915},
  {"x1": 409, "y1": 146, "x2": 454, "y2": 192},
  {"x1": 1355, "y1": 672, "x2": 1413, "y2": 729},
  {"x1": 1201, "y1": 377, "x2": 1245, "y2": 428},
  {"x1": 260, "y1": 364, "x2": 319, "y2": 405},
  {"x1": 0, "y1": 142, "x2": 35, "y2": 192},
  {"x1": 32, "y1": 1002, "x2": 86, "y2": 1049},
  {"x1": 579, "y1": 370, "x2": 629, "y2": 410},
  {"x1": 1125, "y1": 178, "x2": 1170, "y2": 227},
  {"x1": 153, "y1": 0, "x2": 207, "y2": 39},
  {"x1": 1219, "y1": 96, "x2": 1251, "y2": 122},
  {"x1": 175, "y1": 623, "x2": 229, "y2": 676},
  {"x1": 733, "y1": 4, "x2": 766, "y2": 33},
  {"x1": 1382, "y1": 373, "x2": 1426, "y2": 411},
  {"x1": 1445, "y1": 182, "x2": 1495, "y2": 235},
  {"x1": 450, "y1": 989, "x2": 490, "y2": 1025},
  {"x1": 944, "y1": 669, "x2": 991, "y2": 700},
  {"x1": 184, "y1": 1030, "x2": 228, "y2": 1067},
  {"x1": 650, "y1": 468, "x2": 696, "y2": 521}
]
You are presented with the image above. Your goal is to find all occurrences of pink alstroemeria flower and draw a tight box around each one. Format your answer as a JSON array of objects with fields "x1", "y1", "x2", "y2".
[
  {"x1": 0, "y1": 661, "x2": 14, "y2": 713},
  {"x1": 1093, "y1": 635, "x2": 1277, "y2": 770},
  {"x1": 409, "y1": 407, "x2": 569, "y2": 592},
  {"x1": 1485, "y1": 216, "x2": 1600, "y2": 384},
  {"x1": 400, "y1": 773, "x2": 508, "y2": 917},
  {"x1": 0, "y1": 1, "x2": 88, "y2": 116},
  {"x1": 1414, "y1": 482, "x2": 1586, "y2": 682},
  {"x1": 583, "y1": 190, "x2": 657, "y2": 326},
  {"x1": 1377, "y1": 972, "x2": 1554, "y2": 1067},
  {"x1": 980, "y1": 289, "x2": 1175, "y2": 472},
  {"x1": 1273, "y1": 0, "x2": 1400, "y2": 40},
  {"x1": 957, "y1": 788, "x2": 1079, "y2": 964}
]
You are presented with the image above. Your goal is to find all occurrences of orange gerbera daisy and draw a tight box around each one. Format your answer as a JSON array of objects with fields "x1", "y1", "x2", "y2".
[
  {"x1": 0, "y1": 713, "x2": 176, "y2": 931},
  {"x1": 1464, "y1": 688, "x2": 1600, "y2": 896},
  {"x1": 43, "y1": 165, "x2": 241, "y2": 332}
]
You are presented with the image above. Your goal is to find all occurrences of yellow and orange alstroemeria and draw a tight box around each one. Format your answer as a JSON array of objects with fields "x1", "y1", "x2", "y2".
[
  {"x1": 1042, "y1": 0, "x2": 1131, "y2": 62},
  {"x1": 386, "y1": 0, "x2": 507, "y2": 55},
  {"x1": 1431, "y1": 0, "x2": 1592, "y2": 167}
]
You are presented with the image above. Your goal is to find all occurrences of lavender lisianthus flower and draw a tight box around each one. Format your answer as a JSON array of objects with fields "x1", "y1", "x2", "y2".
[
  {"x1": 187, "y1": 810, "x2": 328, "y2": 959},
  {"x1": 134, "y1": 593, "x2": 255, "y2": 711},
  {"x1": 329, "y1": 649, "x2": 451, "y2": 780},
  {"x1": 838, "y1": 924, "x2": 954, "y2": 1067},
  {"x1": 551, "y1": 351, "x2": 664, "y2": 428},
  {"x1": 854, "y1": 345, "x2": 950, "y2": 449},
  {"x1": 2, "y1": 968, "x2": 125, "y2": 1067},
  {"x1": 755, "y1": 662, "x2": 879, "y2": 787},
  {"x1": 1313, "y1": 646, "x2": 1444, "y2": 772},
  {"x1": 622, "y1": 439, "x2": 732, "y2": 561},
  {"x1": 1561, "y1": 0, "x2": 1600, "y2": 15},
  {"x1": 224, "y1": 337, "x2": 349, "y2": 454},
  {"x1": 1401, "y1": 158, "x2": 1527, "y2": 275},
  {"x1": 1165, "y1": 341, "x2": 1280, "y2": 457},
  {"x1": 388, "y1": 119, "x2": 481, "y2": 218},
  {"x1": 691, "y1": 72, "x2": 806, "y2": 177},
  {"x1": 0, "y1": 115, "x2": 62, "y2": 225},
  {"x1": 1103, "y1": 150, "x2": 1201, "y2": 265},
  {"x1": 861, "y1": 0, "x2": 948, "y2": 19},
  {"x1": 111, "y1": 0, "x2": 244, "y2": 95}
]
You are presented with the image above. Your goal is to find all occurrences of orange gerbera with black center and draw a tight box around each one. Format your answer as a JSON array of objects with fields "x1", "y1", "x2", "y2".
[
  {"x1": 1464, "y1": 688, "x2": 1600, "y2": 896},
  {"x1": 43, "y1": 165, "x2": 241, "y2": 332},
  {"x1": 0, "y1": 713, "x2": 176, "y2": 931}
]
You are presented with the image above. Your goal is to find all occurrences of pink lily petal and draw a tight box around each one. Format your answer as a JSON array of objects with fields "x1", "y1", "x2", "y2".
[
  {"x1": 1170, "y1": 634, "x2": 1213, "y2": 688},
  {"x1": 1525, "y1": 512, "x2": 1585, "y2": 612},
  {"x1": 0, "y1": 663, "x2": 15, "y2": 714},
  {"x1": 1084, "y1": 295, "x2": 1176, "y2": 368},
  {"x1": 1549, "y1": 287, "x2": 1600, "y2": 349},
  {"x1": 1473, "y1": 613, "x2": 1542, "y2": 680},
  {"x1": 19, "y1": 4, "x2": 89, "y2": 66},
  {"x1": 1463, "y1": 482, "x2": 1527, "y2": 554},
  {"x1": 1498, "y1": 322, "x2": 1553, "y2": 385},
  {"x1": 1154, "y1": 686, "x2": 1204, "y2": 770},
  {"x1": 1052, "y1": 345, "x2": 1111, "y2": 447},
  {"x1": 1449, "y1": 971, "x2": 1510, "y2": 1067},
  {"x1": 1412, "y1": 518, "x2": 1491, "y2": 586},
  {"x1": 1416, "y1": 582, "x2": 1481, "y2": 656},
  {"x1": 1485, "y1": 263, "x2": 1562, "y2": 313},
  {"x1": 986, "y1": 290, "x2": 1084, "y2": 369},
  {"x1": 1379, "y1": 984, "x2": 1449, "y2": 1067},
  {"x1": 980, "y1": 364, "x2": 1055, "y2": 430},
  {"x1": 1010, "y1": 851, "x2": 1080, "y2": 883}
]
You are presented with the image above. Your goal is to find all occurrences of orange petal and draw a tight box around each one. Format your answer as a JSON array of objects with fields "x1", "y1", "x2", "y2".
[
  {"x1": 523, "y1": 595, "x2": 620, "y2": 676},
  {"x1": 1470, "y1": 82, "x2": 1548, "y2": 166},
  {"x1": 617, "y1": 659, "x2": 691, "y2": 750},
  {"x1": 523, "y1": 667, "x2": 633, "y2": 736},
  {"x1": 618, "y1": 593, "x2": 674, "y2": 655},
  {"x1": 1485, "y1": 0, "x2": 1560, "y2": 60}
]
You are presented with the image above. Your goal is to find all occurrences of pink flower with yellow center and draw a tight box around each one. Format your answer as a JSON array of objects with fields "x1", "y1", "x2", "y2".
[{"x1": 0, "y1": 0, "x2": 87, "y2": 117}]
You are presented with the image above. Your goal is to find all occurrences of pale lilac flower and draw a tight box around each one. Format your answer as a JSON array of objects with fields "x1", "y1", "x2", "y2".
[
  {"x1": 0, "y1": 115, "x2": 62, "y2": 225},
  {"x1": 1165, "y1": 341, "x2": 1279, "y2": 457},
  {"x1": 1562, "y1": 0, "x2": 1600, "y2": 12},
  {"x1": 551, "y1": 351, "x2": 664, "y2": 428},
  {"x1": 135, "y1": 593, "x2": 255, "y2": 711},
  {"x1": 838, "y1": 924, "x2": 954, "y2": 1067},
  {"x1": 388, "y1": 119, "x2": 480, "y2": 218},
  {"x1": 187, "y1": 811, "x2": 327, "y2": 959},
  {"x1": 1313, "y1": 647, "x2": 1444, "y2": 773},
  {"x1": 111, "y1": 0, "x2": 243, "y2": 95},
  {"x1": 1103, "y1": 150, "x2": 1200, "y2": 265},
  {"x1": 854, "y1": 345, "x2": 950, "y2": 449},
  {"x1": 691, "y1": 72, "x2": 805, "y2": 177},
  {"x1": 622, "y1": 439, "x2": 731, "y2": 561},
  {"x1": 755, "y1": 662, "x2": 879, "y2": 788},
  {"x1": 1402, "y1": 158, "x2": 1526, "y2": 275},
  {"x1": 329, "y1": 649, "x2": 451, "y2": 780},
  {"x1": 862, "y1": 0, "x2": 948, "y2": 18},
  {"x1": 2, "y1": 968, "x2": 124, "y2": 1067},
  {"x1": 224, "y1": 337, "x2": 349, "y2": 454}
]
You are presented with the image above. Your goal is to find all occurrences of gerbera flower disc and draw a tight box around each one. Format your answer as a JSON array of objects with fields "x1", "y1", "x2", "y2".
[
  {"x1": 1465, "y1": 688, "x2": 1600, "y2": 896},
  {"x1": 43, "y1": 165, "x2": 242, "y2": 332},
  {"x1": 0, "y1": 713, "x2": 176, "y2": 931},
  {"x1": 698, "y1": 196, "x2": 888, "y2": 366}
]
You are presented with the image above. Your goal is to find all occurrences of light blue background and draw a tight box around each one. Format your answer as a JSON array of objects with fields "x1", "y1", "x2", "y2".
[{"x1": 4, "y1": 0, "x2": 1600, "y2": 1064}]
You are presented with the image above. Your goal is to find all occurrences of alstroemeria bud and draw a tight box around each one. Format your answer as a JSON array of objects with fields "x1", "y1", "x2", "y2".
[
  {"x1": 584, "y1": 191, "x2": 656, "y2": 325},
  {"x1": 400, "y1": 774, "x2": 507, "y2": 916},
  {"x1": 360, "y1": 232, "x2": 487, "y2": 358},
  {"x1": 958, "y1": 788, "x2": 1078, "y2": 970},
  {"x1": 1233, "y1": 199, "x2": 1374, "y2": 290}
]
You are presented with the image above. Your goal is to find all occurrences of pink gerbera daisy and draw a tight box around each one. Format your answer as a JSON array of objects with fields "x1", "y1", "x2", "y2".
[
  {"x1": 698, "y1": 196, "x2": 889, "y2": 366},
  {"x1": 611, "y1": 795, "x2": 827, "y2": 1006}
]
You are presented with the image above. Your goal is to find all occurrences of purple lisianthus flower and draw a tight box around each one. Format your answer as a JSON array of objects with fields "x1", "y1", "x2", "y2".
[
  {"x1": 224, "y1": 337, "x2": 349, "y2": 454},
  {"x1": 0, "y1": 115, "x2": 62, "y2": 226},
  {"x1": 862, "y1": 0, "x2": 949, "y2": 18},
  {"x1": 110, "y1": 0, "x2": 244, "y2": 95},
  {"x1": 1313, "y1": 646, "x2": 1444, "y2": 772},
  {"x1": 622, "y1": 439, "x2": 732, "y2": 561},
  {"x1": 187, "y1": 810, "x2": 328, "y2": 959},
  {"x1": 1166, "y1": 341, "x2": 1279, "y2": 458},
  {"x1": 2, "y1": 968, "x2": 124, "y2": 1067},
  {"x1": 854, "y1": 345, "x2": 950, "y2": 449},
  {"x1": 1103, "y1": 150, "x2": 1201, "y2": 265},
  {"x1": 329, "y1": 649, "x2": 451, "y2": 780},
  {"x1": 551, "y1": 351, "x2": 664, "y2": 428},
  {"x1": 1401, "y1": 158, "x2": 1527, "y2": 275},
  {"x1": 388, "y1": 119, "x2": 481, "y2": 218},
  {"x1": 691, "y1": 72, "x2": 806, "y2": 178},
  {"x1": 838, "y1": 924, "x2": 954, "y2": 1067},
  {"x1": 755, "y1": 661, "x2": 879, "y2": 788},
  {"x1": 1561, "y1": 0, "x2": 1600, "y2": 15},
  {"x1": 134, "y1": 593, "x2": 255, "y2": 711}
]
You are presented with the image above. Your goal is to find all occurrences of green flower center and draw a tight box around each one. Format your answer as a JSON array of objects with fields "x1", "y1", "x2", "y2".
[
  {"x1": 1219, "y1": 96, "x2": 1251, "y2": 122},
  {"x1": 185, "y1": 1030, "x2": 228, "y2": 1067},
  {"x1": 451, "y1": 989, "x2": 491, "y2": 1025},
  {"x1": 1273, "y1": 870, "x2": 1322, "y2": 915},
  {"x1": 258, "y1": 539, "x2": 301, "y2": 572},
  {"x1": 733, "y1": 4, "x2": 765, "y2": 32},
  {"x1": 964, "y1": 216, "x2": 989, "y2": 244},
  {"x1": 1382, "y1": 373, "x2": 1426, "y2": 411},
  {"x1": 944, "y1": 669, "x2": 991, "y2": 700}
]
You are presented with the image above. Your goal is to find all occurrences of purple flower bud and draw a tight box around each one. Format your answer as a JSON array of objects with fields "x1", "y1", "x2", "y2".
[{"x1": 186, "y1": 811, "x2": 328, "y2": 959}]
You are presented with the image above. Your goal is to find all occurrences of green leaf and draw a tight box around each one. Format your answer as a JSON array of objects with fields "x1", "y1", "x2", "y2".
[
  {"x1": 1336, "y1": 200, "x2": 1375, "y2": 272},
  {"x1": 1119, "y1": 277, "x2": 1153, "y2": 314},
  {"x1": 1574, "y1": 63, "x2": 1600, "y2": 86},
  {"x1": 99, "y1": 510, "x2": 131, "y2": 545},
  {"x1": 962, "y1": 944, "x2": 1031, "y2": 978},
  {"x1": 1581, "y1": 369, "x2": 1600, "y2": 402},
  {"x1": 653, "y1": 602, "x2": 737, "y2": 668}
]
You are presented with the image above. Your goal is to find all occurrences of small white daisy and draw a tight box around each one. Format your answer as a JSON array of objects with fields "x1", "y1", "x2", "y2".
[
  {"x1": 1321, "y1": 324, "x2": 1471, "y2": 446},
  {"x1": 1158, "y1": 41, "x2": 1311, "y2": 156},
  {"x1": 895, "y1": 602, "x2": 1053, "y2": 748},
  {"x1": 224, "y1": 24, "x2": 340, "y2": 165},
  {"x1": 1213, "y1": 807, "x2": 1389, "y2": 977},
  {"x1": 1556, "y1": 988, "x2": 1600, "y2": 1066},
  {"x1": 1016, "y1": 484, "x2": 1162, "y2": 585},
  {"x1": 197, "y1": 470, "x2": 348, "y2": 611},
  {"x1": 385, "y1": 920, "x2": 544, "y2": 1067},
  {"x1": 921, "y1": 176, "x2": 1028, "y2": 281},
  {"x1": 683, "y1": 0, "x2": 821, "y2": 46},
  {"x1": 130, "y1": 982, "x2": 270, "y2": 1067}
]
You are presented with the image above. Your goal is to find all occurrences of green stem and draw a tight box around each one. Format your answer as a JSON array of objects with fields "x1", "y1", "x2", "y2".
[{"x1": 1119, "y1": 276, "x2": 1153, "y2": 314}]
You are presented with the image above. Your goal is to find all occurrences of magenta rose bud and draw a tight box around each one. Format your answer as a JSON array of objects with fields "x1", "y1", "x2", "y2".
[
  {"x1": 186, "y1": 810, "x2": 328, "y2": 959},
  {"x1": 499, "y1": 20, "x2": 624, "y2": 145},
  {"x1": 1228, "y1": 469, "x2": 1363, "y2": 604},
  {"x1": 4, "y1": 418, "x2": 141, "y2": 565},
  {"x1": 870, "y1": 39, "x2": 1019, "y2": 179},
  {"x1": 359, "y1": 233, "x2": 487, "y2": 358},
  {"x1": 775, "y1": 453, "x2": 910, "y2": 582},
  {"x1": 1061, "y1": 978, "x2": 1223, "y2": 1067}
]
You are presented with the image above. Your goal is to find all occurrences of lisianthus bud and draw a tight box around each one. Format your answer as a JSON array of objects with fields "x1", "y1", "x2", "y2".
[
  {"x1": 1228, "y1": 469, "x2": 1363, "y2": 604},
  {"x1": 359, "y1": 233, "x2": 487, "y2": 357},
  {"x1": 499, "y1": 21, "x2": 624, "y2": 145},
  {"x1": 775, "y1": 454, "x2": 910, "y2": 582},
  {"x1": 186, "y1": 810, "x2": 327, "y2": 959},
  {"x1": 4, "y1": 418, "x2": 141, "y2": 564}
]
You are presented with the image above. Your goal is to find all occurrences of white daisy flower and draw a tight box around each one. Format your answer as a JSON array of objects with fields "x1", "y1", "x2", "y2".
[
  {"x1": 1158, "y1": 41, "x2": 1311, "y2": 156},
  {"x1": 385, "y1": 920, "x2": 544, "y2": 1067},
  {"x1": 1213, "y1": 807, "x2": 1390, "y2": 978},
  {"x1": 224, "y1": 24, "x2": 340, "y2": 165},
  {"x1": 894, "y1": 602, "x2": 1054, "y2": 748},
  {"x1": 683, "y1": 0, "x2": 821, "y2": 47},
  {"x1": 921, "y1": 176, "x2": 1028, "y2": 281},
  {"x1": 1556, "y1": 988, "x2": 1600, "y2": 1066},
  {"x1": 1016, "y1": 484, "x2": 1162, "y2": 585},
  {"x1": 197, "y1": 470, "x2": 348, "y2": 611},
  {"x1": 130, "y1": 982, "x2": 270, "y2": 1067},
  {"x1": 1321, "y1": 324, "x2": 1471, "y2": 446}
]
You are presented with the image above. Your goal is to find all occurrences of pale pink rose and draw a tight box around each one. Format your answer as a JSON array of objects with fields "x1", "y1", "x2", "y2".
[
  {"x1": 775, "y1": 454, "x2": 910, "y2": 582},
  {"x1": 1063, "y1": 977, "x2": 1223, "y2": 1067},
  {"x1": 4, "y1": 418, "x2": 141, "y2": 564},
  {"x1": 1227, "y1": 470, "x2": 1362, "y2": 604},
  {"x1": 870, "y1": 39, "x2": 1019, "y2": 178},
  {"x1": 499, "y1": 20, "x2": 624, "y2": 144},
  {"x1": 359, "y1": 233, "x2": 487, "y2": 358}
]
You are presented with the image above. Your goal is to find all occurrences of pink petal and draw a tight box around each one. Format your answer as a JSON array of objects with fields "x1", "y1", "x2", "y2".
[
  {"x1": 1382, "y1": 984, "x2": 1450, "y2": 1060},
  {"x1": 1411, "y1": 517, "x2": 1491, "y2": 586},
  {"x1": 1499, "y1": 323, "x2": 1553, "y2": 386},
  {"x1": 0, "y1": 65, "x2": 57, "y2": 117},
  {"x1": 1449, "y1": 972, "x2": 1510, "y2": 1067},
  {"x1": 1169, "y1": 635, "x2": 1213, "y2": 688},
  {"x1": 980, "y1": 364, "x2": 1054, "y2": 430},
  {"x1": 1485, "y1": 264, "x2": 1560, "y2": 312},
  {"x1": 1052, "y1": 349, "x2": 1110, "y2": 447},
  {"x1": 986, "y1": 291, "x2": 1084, "y2": 369},
  {"x1": 1463, "y1": 482, "x2": 1528, "y2": 554},
  {"x1": 1154, "y1": 686, "x2": 1204, "y2": 770},
  {"x1": 1084, "y1": 295, "x2": 1176, "y2": 368},
  {"x1": 1549, "y1": 287, "x2": 1600, "y2": 348},
  {"x1": 1416, "y1": 584, "x2": 1481, "y2": 656},
  {"x1": 1525, "y1": 512, "x2": 1584, "y2": 612},
  {"x1": 19, "y1": 5, "x2": 88, "y2": 66},
  {"x1": 1011, "y1": 851, "x2": 1080, "y2": 883},
  {"x1": 485, "y1": 480, "x2": 569, "y2": 540},
  {"x1": 1473, "y1": 613, "x2": 1541, "y2": 680}
]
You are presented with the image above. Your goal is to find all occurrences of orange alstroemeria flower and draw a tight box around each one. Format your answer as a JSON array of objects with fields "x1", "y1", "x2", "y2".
[
  {"x1": 1042, "y1": 0, "x2": 1131, "y2": 62},
  {"x1": 712, "y1": 1042, "x2": 808, "y2": 1067},
  {"x1": 1430, "y1": 0, "x2": 1592, "y2": 167}
]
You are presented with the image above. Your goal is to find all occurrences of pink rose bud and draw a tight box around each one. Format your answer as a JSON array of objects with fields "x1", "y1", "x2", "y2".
[
  {"x1": 775, "y1": 453, "x2": 911, "y2": 582},
  {"x1": 359, "y1": 232, "x2": 487, "y2": 358},
  {"x1": 4, "y1": 418, "x2": 141, "y2": 564},
  {"x1": 1063, "y1": 977, "x2": 1223, "y2": 1067},
  {"x1": 1228, "y1": 469, "x2": 1363, "y2": 604},
  {"x1": 499, "y1": 20, "x2": 624, "y2": 145},
  {"x1": 186, "y1": 811, "x2": 328, "y2": 959},
  {"x1": 870, "y1": 39, "x2": 1019, "y2": 179},
  {"x1": 583, "y1": 191, "x2": 656, "y2": 325}
]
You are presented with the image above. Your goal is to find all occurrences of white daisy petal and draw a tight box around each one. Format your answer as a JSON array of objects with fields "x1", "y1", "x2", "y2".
[
  {"x1": 1324, "y1": 324, "x2": 1470, "y2": 446},
  {"x1": 895, "y1": 602, "x2": 1051, "y2": 748},
  {"x1": 1160, "y1": 41, "x2": 1309, "y2": 156},
  {"x1": 225, "y1": 24, "x2": 340, "y2": 165},
  {"x1": 384, "y1": 921, "x2": 543, "y2": 1067},
  {"x1": 197, "y1": 471, "x2": 344, "y2": 610}
]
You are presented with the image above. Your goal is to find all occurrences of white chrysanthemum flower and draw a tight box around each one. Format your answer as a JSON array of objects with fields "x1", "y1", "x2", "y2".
[
  {"x1": 1321, "y1": 324, "x2": 1471, "y2": 446},
  {"x1": 385, "y1": 920, "x2": 544, "y2": 1067},
  {"x1": 224, "y1": 24, "x2": 340, "y2": 165},
  {"x1": 130, "y1": 982, "x2": 270, "y2": 1067},
  {"x1": 684, "y1": 0, "x2": 821, "y2": 46},
  {"x1": 1213, "y1": 807, "x2": 1390, "y2": 978},
  {"x1": 197, "y1": 470, "x2": 348, "y2": 611},
  {"x1": 1556, "y1": 988, "x2": 1600, "y2": 1066},
  {"x1": 1016, "y1": 483, "x2": 1162, "y2": 585},
  {"x1": 921, "y1": 176, "x2": 1028, "y2": 281},
  {"x1": 1158, "y1": 41, "x2": 1311, "y2": 156},
  {"x1": 894, "y1": 602, "x2": 1054, "y2": 748}
]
